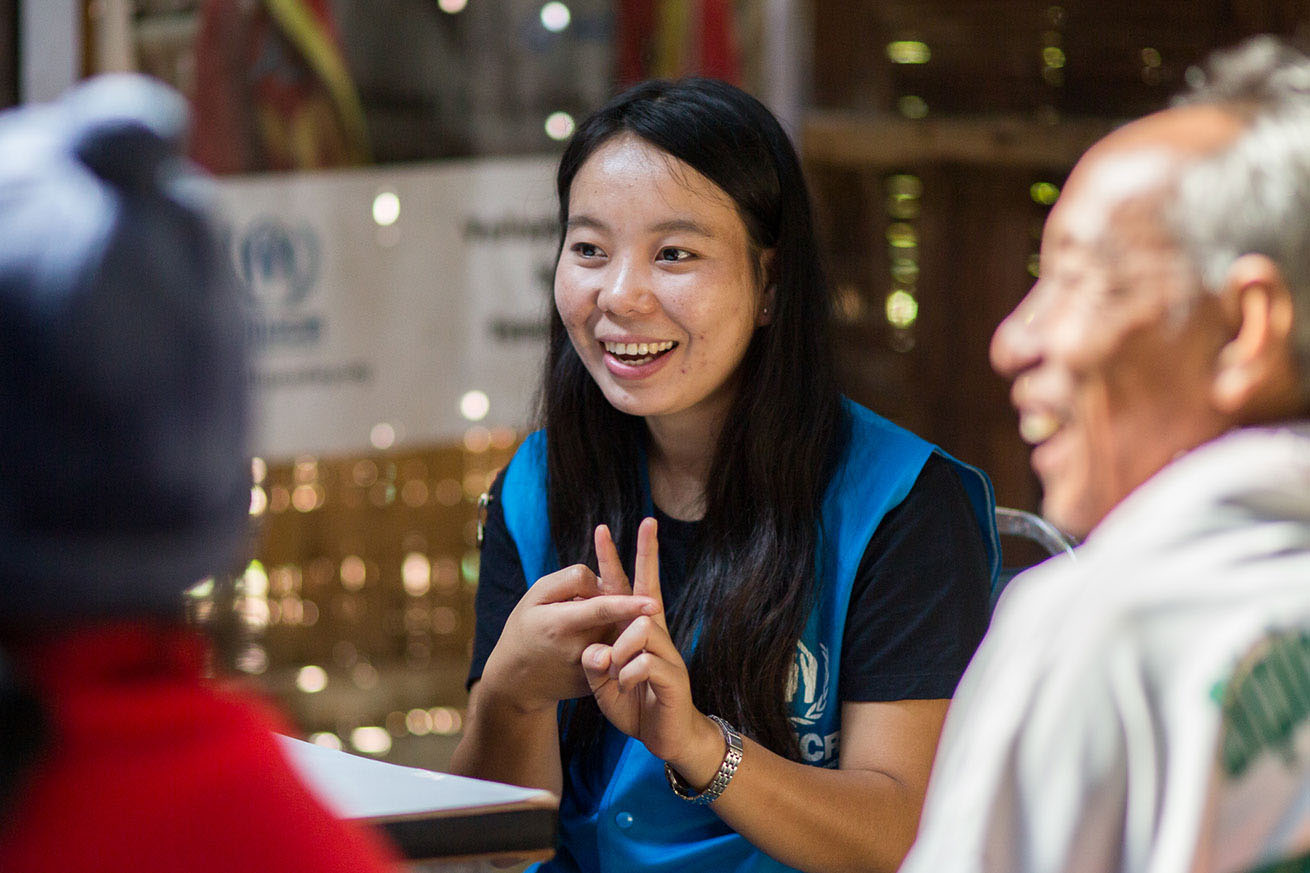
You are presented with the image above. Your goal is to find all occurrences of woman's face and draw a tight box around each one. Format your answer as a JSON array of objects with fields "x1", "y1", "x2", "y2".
[{"x1": 555, "y1": 134, "x2": 771, "y2": 436}]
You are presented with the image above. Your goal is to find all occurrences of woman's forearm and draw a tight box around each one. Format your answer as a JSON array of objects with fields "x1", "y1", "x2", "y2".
[
  {"x1": 448, "y1": 680, "x2": 563, "y2": 795},
  {"x1": 663, "y1": 699, "x2": 947, "y2": 873},
  {"x1": 704, "y1": 737, "x2": 926, "y2": 873}
]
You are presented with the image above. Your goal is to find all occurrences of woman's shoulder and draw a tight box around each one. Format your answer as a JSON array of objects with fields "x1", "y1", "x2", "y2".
[
  {"x1": 834, "y1": 397, "x2": 936, "y2": 483},
  {"x1": 836, "y1": 397, "x2": 992, "y2": 504},
  {"x1": 509, "y1": 428, "x2": 548, "y2": 459},
  {"x1": 501, "y1": 430, "x2": 548, "y2": 490},
  {"x1": 840, "y1": 397, "x2": 933, "y2": 453},
  {"x1": 834, "y1": 397, "x2": 1000, "y2": 582},
  {"x1": 498, "y1": 430, "x2": 551, "y2": 547}
]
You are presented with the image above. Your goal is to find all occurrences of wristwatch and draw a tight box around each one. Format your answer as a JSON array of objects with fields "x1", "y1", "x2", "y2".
[{"x1": 664, "y1": 715, "x2": 743, "y2": 805}]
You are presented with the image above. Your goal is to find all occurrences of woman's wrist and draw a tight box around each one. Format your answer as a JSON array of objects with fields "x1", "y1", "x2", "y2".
[
  {"x1": 477, "y1": 659, "x2": 558, "y2": 716},
  {"x1": 478, "y1": 682, "x2": 559, "y2": 719},
  {"x1": 665, "y1": 712, "x2": 729, "y2": 790}
]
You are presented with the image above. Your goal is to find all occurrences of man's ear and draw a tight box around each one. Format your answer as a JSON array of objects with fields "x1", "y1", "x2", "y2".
[{"x1": 1211, "y1": 253, "x2": 1301, "y2": 421}]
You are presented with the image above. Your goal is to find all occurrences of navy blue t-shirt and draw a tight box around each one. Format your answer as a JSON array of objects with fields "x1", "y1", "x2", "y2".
[{"x1": 468, "y1": 454, "x2": 990, "y2": 701}]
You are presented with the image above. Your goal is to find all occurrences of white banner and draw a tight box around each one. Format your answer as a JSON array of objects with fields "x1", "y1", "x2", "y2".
[{"x1": 214, "y1": 156, "x2": 560, "y2": 461}]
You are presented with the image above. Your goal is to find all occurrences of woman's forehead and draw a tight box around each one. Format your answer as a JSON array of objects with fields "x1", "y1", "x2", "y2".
[{"x1": 569, "y1": 135, "x2": 743, "y2": 228}]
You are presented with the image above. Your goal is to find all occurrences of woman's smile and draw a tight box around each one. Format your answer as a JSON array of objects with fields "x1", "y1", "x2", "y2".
[{"x1": 602, "y1": 339, "x2": 679, "y2": 367}]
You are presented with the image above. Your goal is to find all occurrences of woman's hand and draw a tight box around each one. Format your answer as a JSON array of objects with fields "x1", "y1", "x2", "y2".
[
  {"x1": 453, "y1": 526, "x2": 655, "y2": 795},
  {"x1": 478, "y1": 554, "x2": 658, "y2": 715},
  {"x1": 582, "y1": 519, "x2": 723, "y2": 777}
]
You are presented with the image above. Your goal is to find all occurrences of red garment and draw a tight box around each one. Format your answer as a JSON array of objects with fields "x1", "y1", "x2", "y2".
[{"x1": 0, "y1": 623, "x2": 397, "y2": 873}]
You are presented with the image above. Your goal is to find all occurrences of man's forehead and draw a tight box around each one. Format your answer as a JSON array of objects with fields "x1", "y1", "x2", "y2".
[
  {"x1": 1053, "y1": 150, "x2": 1176, "y2": 244},
  {"x1": 1048, "y1": 104, "x2": 1246, "y2": 248}
]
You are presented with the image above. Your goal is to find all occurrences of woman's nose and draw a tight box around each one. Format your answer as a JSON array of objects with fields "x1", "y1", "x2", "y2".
[{"x1": 597, "y1": 260, "x2": 657, "y2": 316}]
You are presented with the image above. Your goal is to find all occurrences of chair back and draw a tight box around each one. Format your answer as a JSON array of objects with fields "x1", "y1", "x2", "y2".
[{"x1": 993, "y1": 507, "x2": 1077, "y2": 603}]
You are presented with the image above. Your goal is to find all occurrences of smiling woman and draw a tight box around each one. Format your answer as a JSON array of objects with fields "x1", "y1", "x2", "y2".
[
  {"x1": 450, "y1": 78, "x2": 1001, "y2": 873},
  {"x1": 554, "y1": 133, "x2": 768, "y2": 467}
]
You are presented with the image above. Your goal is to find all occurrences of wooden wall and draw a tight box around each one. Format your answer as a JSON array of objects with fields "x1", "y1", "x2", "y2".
[{"x1": 805, "y1": 0, "x2": 1310, "y2": 517}]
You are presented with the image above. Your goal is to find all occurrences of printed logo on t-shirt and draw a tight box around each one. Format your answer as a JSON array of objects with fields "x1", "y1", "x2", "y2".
[
  {"x1": 786, "y1": 639, "x2": 830, "y2": 727},
  {"x1": 1216, "y1": 627, "x2": 1310, "y2": 779},
  {"x1": 786, "y1": 640, "x2": 840, "y2": 765}
]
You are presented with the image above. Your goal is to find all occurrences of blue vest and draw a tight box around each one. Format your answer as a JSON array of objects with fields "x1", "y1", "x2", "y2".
[{"x1": 500, "y1": 398, "x2": 1000, "y2": 873}]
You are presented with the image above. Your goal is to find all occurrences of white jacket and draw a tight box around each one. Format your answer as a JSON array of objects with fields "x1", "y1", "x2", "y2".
[{"x1": 903, "y1": 424, "x2": 1310, "y2": 873}]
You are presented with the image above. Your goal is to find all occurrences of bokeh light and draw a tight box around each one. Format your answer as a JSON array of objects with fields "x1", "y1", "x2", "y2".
[
  {"x1": 545, "y1": 111, "x2": 576, "y2": 141},
  {"x1": 459, "y1": 390, "x2": 490, "y2": 421},
  {"x1": 886, "y1": 290, "x2": 920, "y2": 329},
  {"x1": 351, "y1": 726, "x2": 392, "y2": 755},
  {"x1": 540, "y1": 2, "x2": 571, "y2": 32},
  {"x1": 372, "y1": 191, "x2": 400, "y2": 227},
  {"x1": 886, "y1": 41, "x2": 931, "y2": 64},
  {"x1": 297, "y1": 665, "x2": 328, "y2": 694}
]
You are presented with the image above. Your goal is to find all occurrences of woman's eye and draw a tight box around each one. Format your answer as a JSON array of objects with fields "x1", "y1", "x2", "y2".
[
  {"x1": 571, "y1": 242, "x2": 602, "y2": 258},
  {"x1": 657, "y1": 247, "x2": 693, "y2": 263}
]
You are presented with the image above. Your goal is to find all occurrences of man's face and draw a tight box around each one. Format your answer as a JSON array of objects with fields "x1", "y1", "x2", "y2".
[{"x1": 991, "y1": 143, "x2": 1231, "y2": 539}]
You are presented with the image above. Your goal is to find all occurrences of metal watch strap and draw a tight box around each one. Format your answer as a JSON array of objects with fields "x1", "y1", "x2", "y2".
[{"x1": 664, "y1": 715, "x2": 743, "y2": 805}]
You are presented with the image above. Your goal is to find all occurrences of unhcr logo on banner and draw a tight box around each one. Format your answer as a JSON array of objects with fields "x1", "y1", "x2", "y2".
[{"x1": 235, "y1": 218, "x2": 324, "y2": 348}]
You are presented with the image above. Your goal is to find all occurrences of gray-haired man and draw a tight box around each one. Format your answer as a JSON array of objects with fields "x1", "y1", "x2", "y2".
[{"x1": 902, "y1": 37, "x2": 1310, "y2": 873}]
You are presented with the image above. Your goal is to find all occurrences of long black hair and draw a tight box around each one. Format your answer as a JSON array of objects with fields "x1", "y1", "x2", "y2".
[{"x1": 544, "y1": 78, "x2": 846, "y2": 761}]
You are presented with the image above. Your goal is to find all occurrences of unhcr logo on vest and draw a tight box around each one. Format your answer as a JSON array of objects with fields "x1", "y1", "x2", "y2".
[
  {"x1": 235, "y1": 218, "x2": 324, "y2": 349},
  {"x1": 787, "y1": 640, "x2": 839, "y2": 765}
]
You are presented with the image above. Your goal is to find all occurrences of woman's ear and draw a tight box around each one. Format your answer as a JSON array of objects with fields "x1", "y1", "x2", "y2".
[
  {"x1": 758, "y1": 284, "x2": 778, "y2": 326},
  {"x1": 1210, "y1": 254, "x2": 1302, "y2": 422},
  {"x1": 758, "y1": 248, "x2": 778, "y2": 326}
]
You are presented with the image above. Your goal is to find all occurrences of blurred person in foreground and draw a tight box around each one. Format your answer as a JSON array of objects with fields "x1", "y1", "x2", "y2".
[
  {"x1": 901, "y1": 36, "x2": 1310, "y2": 873},
  {"x1": 0, "y1": 75, "x2": 395, "y2": 873}
]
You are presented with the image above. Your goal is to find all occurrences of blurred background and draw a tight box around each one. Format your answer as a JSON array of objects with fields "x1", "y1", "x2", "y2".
[{"x1": 1, "y1": 0, "x2": 1306, "y2": 774}]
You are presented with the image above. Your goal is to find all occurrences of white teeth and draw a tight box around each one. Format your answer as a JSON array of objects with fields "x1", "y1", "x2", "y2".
[
  {"x1": 1019, "y1": 412, "x2": 1061, "y2": 445},
  {"x1": 604, "y1": 340, "x2": 675, "y2": 356}
]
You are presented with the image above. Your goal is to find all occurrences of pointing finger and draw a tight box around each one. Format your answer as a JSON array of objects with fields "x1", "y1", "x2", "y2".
[
  {"x1": 632, "y1": 517, "x2": 665, "y2": 626},
  {"x1": 594, "y1": 524, "x2": 632, "y2": 595}
]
